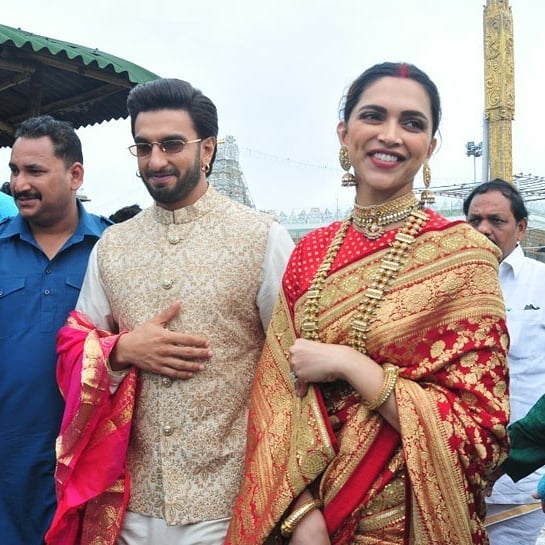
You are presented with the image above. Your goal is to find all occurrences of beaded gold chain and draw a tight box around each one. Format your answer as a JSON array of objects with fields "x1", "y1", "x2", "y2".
[
  {"x1": 300, "y1": 203, "x2": 428, "y2": 355},
  {"x1": 352, "y1": 192, "x2": 421, "y2": 240}
]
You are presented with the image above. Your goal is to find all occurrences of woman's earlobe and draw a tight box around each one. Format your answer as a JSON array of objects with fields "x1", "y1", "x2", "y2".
[{"x1": 337, "y1": 121, "x2": 347, "y2": 144}]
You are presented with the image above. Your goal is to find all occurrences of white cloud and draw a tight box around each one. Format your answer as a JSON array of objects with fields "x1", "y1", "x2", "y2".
[{"x1": 1, "y1": 0, "x2": 542, "y2": 216}]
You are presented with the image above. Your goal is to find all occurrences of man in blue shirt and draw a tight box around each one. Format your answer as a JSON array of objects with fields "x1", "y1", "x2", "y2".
[
  {"x1": 0, "y1": 190, "x2": 17, "y2": 219},
  {"x1": 0, "y1": 115, "x2": 110, "y2": 544}
]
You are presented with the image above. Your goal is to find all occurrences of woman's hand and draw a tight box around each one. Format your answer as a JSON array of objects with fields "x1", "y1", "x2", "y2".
[
  {"x1": 289, "y1": 507, "x2": 331, "y2": 545},
  {"x1": 532, "y1": 473, "x2": 545, "y2": 513},
  {"x1": 532, "y1": 491, "x2": 545, "y2": 513},
  {"x1": 289, "y1": 338, "x2": 369, "y2": 396},
  {"x1": 289, "y1": 338, "x2": 358, "y2": 381},
  {"x1": 289, "y1": 338, "x2": 401, "y2": 430}
]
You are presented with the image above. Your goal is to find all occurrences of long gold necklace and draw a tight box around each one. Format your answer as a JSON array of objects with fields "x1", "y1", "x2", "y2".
[
  {"x1": 300, "y1": 202, "x2": 428, "y2": 354},
  {"x1": 352, "y1": 192, "x2": 421, "y2": 240}
]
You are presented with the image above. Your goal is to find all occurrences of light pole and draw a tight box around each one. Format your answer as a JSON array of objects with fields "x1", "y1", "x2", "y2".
[{"x1": 466, "y1": 141, "x2": 483, "y2": 184}]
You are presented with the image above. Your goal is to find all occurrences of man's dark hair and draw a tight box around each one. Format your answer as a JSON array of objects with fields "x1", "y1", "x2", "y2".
[
  {"x1": 109, "y1": 204, "x2": 142, "y2": 223},
  {"x1": 126, "y1": 78, "x2": 218, "y2": 174},
  {"x1": 14, "y1": 115, "x2": 83, "y2": 166},
  {"x1": 463, "y1": 178, "x2": 528, "y2": 222}
]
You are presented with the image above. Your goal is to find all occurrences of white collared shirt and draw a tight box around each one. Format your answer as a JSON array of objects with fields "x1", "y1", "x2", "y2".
[{"x1": 489, "y1": 244, "x2": 545, "y2": 503}]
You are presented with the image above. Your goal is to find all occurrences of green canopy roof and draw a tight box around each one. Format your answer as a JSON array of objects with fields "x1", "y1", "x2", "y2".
[{"x1": 0, "y1": 23, "x2": 159, "y2": 146}]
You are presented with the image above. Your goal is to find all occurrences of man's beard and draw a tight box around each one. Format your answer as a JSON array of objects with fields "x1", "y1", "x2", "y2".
[{"x1": 141, "y1": 157, "x2": 202, "y2": 206}]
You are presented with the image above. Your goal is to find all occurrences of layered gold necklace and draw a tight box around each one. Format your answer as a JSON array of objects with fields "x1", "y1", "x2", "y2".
[
  {"x1": 352, "y1": 192, "x2": 420, "y2": 240},
  {"x1": 301, "y1": 194, "x2": 428, "y2": 354}
]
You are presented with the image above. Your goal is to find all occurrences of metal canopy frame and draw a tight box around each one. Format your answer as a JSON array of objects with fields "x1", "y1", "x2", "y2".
[
  {"x1": 0, "y1": 23, "x2": 158, "y2": 147},
  {"x1": 434, "y1": 173, "x2": 545, "y2": 202}
]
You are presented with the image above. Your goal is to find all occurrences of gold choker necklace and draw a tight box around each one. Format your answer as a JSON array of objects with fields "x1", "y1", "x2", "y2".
[{"x1": 352, "y1": 192, "x2": 420, "y2": 240}]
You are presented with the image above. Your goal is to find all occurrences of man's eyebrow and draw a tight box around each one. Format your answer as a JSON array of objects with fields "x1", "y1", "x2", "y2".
[
  {"x1": 468, "y1": 213, "x2": 506, "y2": 220},
  {"x1": 9, "y1": 161, "x2": 44, "y2": 169},
  {"x1": 134, "y1": 134, "x2": 186, "y2": 143}
]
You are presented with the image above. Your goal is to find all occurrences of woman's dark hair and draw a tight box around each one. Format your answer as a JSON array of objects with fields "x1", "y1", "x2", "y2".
[
  {"x1": 463, "y1": 178, "x2": 528, "y2": 222},
  {"x1": 14, "y1": 115, "x2": 83, "y2": 166},
  {"x1": 127, "y1": 78, "x2": 218, "y2": 175},
  {"x1": 339, "y1": 62, "x2": 442, "y2": 136}
]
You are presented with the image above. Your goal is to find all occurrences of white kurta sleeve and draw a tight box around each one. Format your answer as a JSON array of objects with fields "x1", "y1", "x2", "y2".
[
  {"x1": 75, "y1": 243, "x2": 117, "y2": 332},
  {"x1": 256, "y1": 222, "x2": 294, "y2": 330},
  {"x1": 76, "y1": 244, "x2": 128, "y2": 389}
]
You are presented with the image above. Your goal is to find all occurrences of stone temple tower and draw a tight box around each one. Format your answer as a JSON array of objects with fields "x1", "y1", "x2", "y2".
[{"x1": 208, "y1": 135, "x2": 255, "y2": 208}]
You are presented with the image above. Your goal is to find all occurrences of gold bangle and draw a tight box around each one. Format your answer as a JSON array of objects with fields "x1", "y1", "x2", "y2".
[
  {"x1": 280, "y1": 498, "x2": 323, "y2": 538},
  {"x1": 362, "y1": 364, "x2": 399, "y2": 411},
  {"x1": 105, "y1": 358, "x2": 129, "y2": 377}
]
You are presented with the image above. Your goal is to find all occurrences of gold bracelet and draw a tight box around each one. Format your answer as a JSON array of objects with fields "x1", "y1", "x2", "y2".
[
  {"x1": 280, "y1": 498, "x2": 323, "y2": 538},
  {"x1": 105, "y1": 358, "x2": 130, "y2": 377},
  {"x1": 362, "y1": 364, "x2": 399, "y2": 411}
]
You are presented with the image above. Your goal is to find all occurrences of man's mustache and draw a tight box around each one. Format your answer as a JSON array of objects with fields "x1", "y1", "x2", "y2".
[
  {"x1": 13, "y1": 190, "x2": 41, "y2": 200},
  {"x1": 143, "y1": 168, "x2": 178, "y2": 178}
]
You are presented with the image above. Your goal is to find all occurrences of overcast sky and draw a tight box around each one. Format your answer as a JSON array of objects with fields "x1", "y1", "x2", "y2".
[{"x1": 2, "y1": 0, "x2": 543, "y2": 216}]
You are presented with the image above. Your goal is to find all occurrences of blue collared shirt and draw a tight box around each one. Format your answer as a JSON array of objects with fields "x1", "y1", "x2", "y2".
[
  {"x1": 0, "y1": 192, "x2": 17, "y2": 220},
  {"x1": 0, "y1": 201, "x2": 110, "y2": 544}
]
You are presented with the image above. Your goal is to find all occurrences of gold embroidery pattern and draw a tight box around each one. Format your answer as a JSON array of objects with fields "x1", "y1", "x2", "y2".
[
  {"x1": 97, "y1": 187, "x2": 275, "y2": 524},
  {"x1": 319, "y1": 410, "x2": 384, "y2": 505}
]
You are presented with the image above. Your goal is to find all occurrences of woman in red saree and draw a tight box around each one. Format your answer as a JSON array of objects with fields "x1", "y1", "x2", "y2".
[{"x1": 225, "y1": 62, "x2": 509, "y2": 545}]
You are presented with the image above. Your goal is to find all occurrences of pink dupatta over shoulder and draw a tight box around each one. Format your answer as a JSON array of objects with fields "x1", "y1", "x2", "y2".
[{"x1": 45, "y1": 311, "x2": 137, "y2": 545}]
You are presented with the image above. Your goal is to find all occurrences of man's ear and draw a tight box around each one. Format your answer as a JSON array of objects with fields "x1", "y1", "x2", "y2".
[
  {"x1": 69, "y1": 162, "x2": 84, "y2": 191},
  {"x1": 517, "y1": 217, "x2": 528, "y2": 242},
  {"x1": 202, "y1": 136, "x2": 216, "y2": 167}
]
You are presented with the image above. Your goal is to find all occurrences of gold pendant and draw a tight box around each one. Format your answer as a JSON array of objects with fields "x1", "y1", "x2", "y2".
[{"x1": 361, "y1": 221, "x2": 384, "y2": 240}]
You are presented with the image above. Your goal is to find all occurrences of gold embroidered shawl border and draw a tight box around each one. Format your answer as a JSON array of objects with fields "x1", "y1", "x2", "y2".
[
  {"x1": 52, "y1": 317, "x2": 136, "y2": 545},
  {"x1": 56, "y1": 327, "x2": 132, "y2": 470},
  {"x1": 398, "y1": 379, "x2": 473, "y2": 543},
  {"x1": 318, "y1": 411, "x2": 385, "y2": 506},
  {"x1": 242, "y1": 289, "x2": 335, "y2": 539}
]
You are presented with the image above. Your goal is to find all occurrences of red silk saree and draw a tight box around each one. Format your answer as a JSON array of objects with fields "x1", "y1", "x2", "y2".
[{"x1": 226, "y1": 214, "x2": 509, "y2": 545}]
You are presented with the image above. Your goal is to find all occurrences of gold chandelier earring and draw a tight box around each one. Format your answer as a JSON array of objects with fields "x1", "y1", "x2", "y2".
[
  {"x1": 339, "y1": 146, "x2": 356, "y2": 187},
  {"x1": 420, "y1": 161, "x2": 435, "y2": 205}
]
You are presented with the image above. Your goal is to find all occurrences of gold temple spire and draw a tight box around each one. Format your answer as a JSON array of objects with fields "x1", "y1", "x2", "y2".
[{"x1": 483, "y1": 0, "x2": 515, "y2": 182}]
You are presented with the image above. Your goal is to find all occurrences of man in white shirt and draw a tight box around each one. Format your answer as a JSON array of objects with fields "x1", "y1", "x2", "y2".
[{"x1": 464, "y1": 178, "x2": 545, "y2": 545}]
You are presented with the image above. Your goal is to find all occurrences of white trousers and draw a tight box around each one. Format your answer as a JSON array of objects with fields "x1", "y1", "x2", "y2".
[
  {"x1": 117, "y1": 511, "x2": 230, "y2": 545},
  {"x1": 486, "y1": 504, "x2": 544, "y2": 545}
]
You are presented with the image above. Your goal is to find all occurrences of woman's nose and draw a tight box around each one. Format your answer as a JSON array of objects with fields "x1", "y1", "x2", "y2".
[{"x1": 378, "y1": 121, "x2": 401, "y2": 146}]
